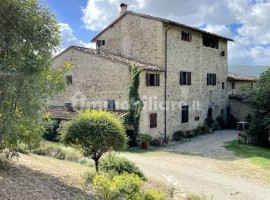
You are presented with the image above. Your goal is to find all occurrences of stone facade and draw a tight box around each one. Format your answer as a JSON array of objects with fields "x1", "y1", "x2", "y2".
[
  {"x1": 93, "y1": 11, "x2": 230, "y2": 135},
  {"x1": 52, "y1": 8, "x2": 234, "y2": 139},
  {"x1": 52, "y1": 48, "x2": 131, "y2": 110},
  {"x1": 95, "y1": 14, "x2": 165, "y2": 68},
  {"x1": 227, "y1": 81, "x2": 254, "y2": 95},
  {"x1": 165, "y1": 25, "x2": 228, "y2": 134}
]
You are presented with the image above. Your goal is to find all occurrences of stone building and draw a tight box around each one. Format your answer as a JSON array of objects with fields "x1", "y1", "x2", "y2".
[
  {"x1": 227, "y1": 72, "x2": 256, "y2": 95},
  {"x1": 227, "y1": 72, "x2": 256, "y2": 121},
  {"x1": 51, "y1": 3, "x2": 235, "y2": 140}
]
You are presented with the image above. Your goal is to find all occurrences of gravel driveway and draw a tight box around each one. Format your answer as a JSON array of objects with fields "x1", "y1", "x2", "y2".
[{"x1": 122, "y1": 130, "x2": 270, "y2": 200}]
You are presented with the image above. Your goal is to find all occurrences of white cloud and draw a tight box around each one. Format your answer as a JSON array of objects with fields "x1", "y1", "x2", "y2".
[
  {"x1": 203, "y1": 25, "x2": 233, "y2": 38},
  {"x1": 55, "y1": 23, "x2": 95, "y2": 55},
  {"x1": 81, "y1": 0, "x2": 270, "y2": 66}
]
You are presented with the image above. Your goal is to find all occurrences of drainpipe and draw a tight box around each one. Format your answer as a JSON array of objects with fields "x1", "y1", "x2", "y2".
[{"x1": 164, "y1": 25, "x2": 173, "y2": 142}]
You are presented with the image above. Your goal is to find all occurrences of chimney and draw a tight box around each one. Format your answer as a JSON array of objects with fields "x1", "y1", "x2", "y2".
[
  {"x1": 65, "y1": 102, "x2": 73, "y2": 112},
  {"x1": 120, "y1": 3, "x2": 128, "y2": 15}
]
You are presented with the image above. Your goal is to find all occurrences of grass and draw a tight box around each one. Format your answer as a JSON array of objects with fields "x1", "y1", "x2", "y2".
[{"x1": 225, "y1": 141, "x2": 270, "y2": 171}]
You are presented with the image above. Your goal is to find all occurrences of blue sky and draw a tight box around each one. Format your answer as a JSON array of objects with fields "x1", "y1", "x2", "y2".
[{"x1": 45, "y1": 0, "x2": 270, "y2": 67}]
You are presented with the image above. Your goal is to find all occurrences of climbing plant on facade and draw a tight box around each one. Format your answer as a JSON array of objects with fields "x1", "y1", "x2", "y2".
[{"x1": 125, "y1": 65, "x2": 144, "y2": 136}]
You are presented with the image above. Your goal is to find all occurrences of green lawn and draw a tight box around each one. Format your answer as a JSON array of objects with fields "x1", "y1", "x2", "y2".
[{"x1": 225, "y1": 141, "x2": 270, "y2": 171}]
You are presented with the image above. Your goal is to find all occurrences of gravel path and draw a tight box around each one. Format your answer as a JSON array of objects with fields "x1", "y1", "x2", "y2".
[
  {"x1": 122, "y1": 130, "x2": 270, "y2": 200},
  {"x1": 162, "y1": 130, "x2": 238, "y2": 159}
]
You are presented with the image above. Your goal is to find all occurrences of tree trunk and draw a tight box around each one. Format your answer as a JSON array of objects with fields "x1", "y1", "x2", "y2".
[{"x1": 94, "y1": 159, "x2": 99, "y2": 172}]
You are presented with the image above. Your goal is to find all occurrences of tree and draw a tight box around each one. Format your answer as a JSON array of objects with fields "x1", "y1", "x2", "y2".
[
  {"x1": 0, "y1": 0, "x2": 66, "y2": 155},
  {"x1": 245, "y1": 68, "x2": 270, "y2": 148},
  {"x1": 61, "y1": 110, "x2": 128, "y2": 172}
]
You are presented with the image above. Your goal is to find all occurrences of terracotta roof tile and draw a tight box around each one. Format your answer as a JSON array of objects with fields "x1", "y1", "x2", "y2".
[
  {"x1": 227, "y1": 72, "x2": 257, "y2": 81},
  {"x1": 47, "y1": 106, "x2": 127, "y2": 121}
]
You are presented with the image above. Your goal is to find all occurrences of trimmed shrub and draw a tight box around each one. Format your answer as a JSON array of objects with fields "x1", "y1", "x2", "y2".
[
  {"x1": 185, "y1": 130, "x2": 195, "y2": 138},
  {"x1": 60, "y1": 110, "x2": 127, "y2": 172},
  {"x1": 84, "y1": 171, "x2": 98, "y2": 185},
  {"x1": 173, "y1": 130, "x2": 184, "y2": 140},
  {"x1": 144, "y1": 189, "x2": 167, "y2": 200},
  {"x1": 100, "y1": 154, "x2": 145, "y2": 180},
  {"x1": 137, "y1": 134, "x2": 152, "y2": 145},
  {"x1": 199, "y1": 124, "x2": 208, "y2": 133},
  {"x1": 150, "y1": 137, "x2": 164, "y2": 146},
  {"x1": 32, "y1": 141, "x2": 82, "y2": 162},
  {"x1": 216, "y1": 115, "x2": 227, "y2": 129},
  {"x1": 92, "y1": 173, "x2": 166, "y2": 200}
]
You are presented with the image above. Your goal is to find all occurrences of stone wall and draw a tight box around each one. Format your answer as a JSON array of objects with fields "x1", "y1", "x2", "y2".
[
  {"x1": 165, "y1": 25, "x2": 229, "y2": 135},
  {"x1": 95, "y1": 13, "x2": 165, "y2": 68},
  {"x1": 230, "y1": 98, "x2": 253, "y2": 121},
  {"x1": 51, "y1": 49, "x2": 130, "y2": 110},
  {"x1": 227, "y1": 81, "x2": 254, "y2": 95},
  {"x1": 139, "y1": 70, "x2": 165, "y2": 138}
]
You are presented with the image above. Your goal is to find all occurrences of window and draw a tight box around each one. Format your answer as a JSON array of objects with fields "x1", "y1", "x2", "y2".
[
  {"x1": 207, "y1": 73, "x2": 216, "y2": 86},
  {"x1": 107, "y1": 100, "x2": 115, "y2": 110},
  {"x1": 181, "y1": 31, "x2": 191, "y2": 42},
  {"x1": 195, "y1": 116, "x2": 200, "y2": 121},
  {"x1": 232, "y1": 82, "x2": 235, "y2": 89},
  {"x1": 181, "y1": 105, "x2": 189, "y2": 123},
  {"x1": 222, "y1": 82, "x2": 225, "y2": 89},
  {"x1": 251, "y1": 82, "x2": 253, "y2": 87},
  {"x1": 146, "y1": 73, "x2": 160, "y2": 86},
  {"x1": 221, "y1": 51, "x2": 226, "y2": 56},
  {"x1": 66, "y1": 75, "x2": 72, "y2": 85},
  {"x1": 150, "y1": 113, "x2": 157, "y2": 128},
  {"x1": 203, "y1": 35, "x2": 219, "y2": 49},
  {"x1": 97, "y1": 40, "x2": 105, "y2": 46},
  {"x1": 180, "y1": 71, "x2": 191, "y2": 85},
  {"x1": 221, "y1": 109, "x2": 224, "y2": 115}
]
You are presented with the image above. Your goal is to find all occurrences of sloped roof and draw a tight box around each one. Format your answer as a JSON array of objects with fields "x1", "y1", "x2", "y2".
[
  {"x1": 48, "y1": 106, "x2": 78, "y2": 120},
  {"x1": 91, "y1": 11, "x2": 234, "y2": 42},
  {"x1": 227, "y1": 72, "x2": 257, "y2": 82},
  {"x1": 54, "y1": 46, "x2": 162, "y2": 71},
  {"x1": 47, "y1": 106, "x2": 127, "y2": 121}
]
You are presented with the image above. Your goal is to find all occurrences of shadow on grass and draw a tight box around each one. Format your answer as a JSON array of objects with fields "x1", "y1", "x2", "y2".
[
  {"x1": 0, "y1": 159, "x2": 94, "y2": 200},
  {"x1": 225, "y1": 141, "x2": 270, "y2": 171},
  {"x1": 124, "y1": 147, "x2": 158, "y2": 154}
]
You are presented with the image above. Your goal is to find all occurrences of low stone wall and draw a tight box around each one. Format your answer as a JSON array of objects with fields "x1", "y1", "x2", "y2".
[{"x1": 230, "y1": 98, "x2": 253, "y2": 121}]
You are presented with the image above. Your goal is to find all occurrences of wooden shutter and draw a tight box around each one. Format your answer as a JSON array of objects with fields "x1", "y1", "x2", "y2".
[
  {"x1": 181, "y1": 105, "x2": 189, "y2": 123},
  {"x1": 213, "y1": 74, "x2": 216, "y2": 85},
  {"x1": 146, "y1": 73, "x2": 150, "y2": 86},
  {"x1": 107, "y1": 100, "x2": 115, "y2": 110},
  {"x1": 97, "y1": 40, "x2": 102, "y2": 47},
  {"x1": 207, "y1": 74, "x2": 210, "y2": 85},
  {"x1": 188, "y1": 72, "x2": 191, "y2": 85},
  {"x1": 180, "y1": 71, "x2": 183, "y2": 85},
  {"x1": 156, "y1": 74, "x2": 160, "y2": 86},
  {"x1": 189, "y1": 33, "x2": 192, "y2": 42},
  {"x1": 150, "y1": 113, "x2": 157, "y2": 128}
]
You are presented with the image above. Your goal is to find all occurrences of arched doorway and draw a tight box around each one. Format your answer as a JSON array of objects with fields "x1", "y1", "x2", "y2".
[{"x1": 207, "y1": 107, "x2": 213, "y2": 118}]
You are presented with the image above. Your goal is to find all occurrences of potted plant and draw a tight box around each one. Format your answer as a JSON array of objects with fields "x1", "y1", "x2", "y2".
[
  {"x1": 137, "y1": 134, "x2": 153, "y2": 149},
  {"x1": 199, "y1": 124, "x2": 208, "y2": 134},
  {"x1": 173, "y1": 130, "x2": 184, "y2": 141},
  {"x1": 216, "y1": 115, "x2": 227, "y2": 130},
  {"x1": 185, "y1": 130, "x2": 195, "y2": 138}
]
